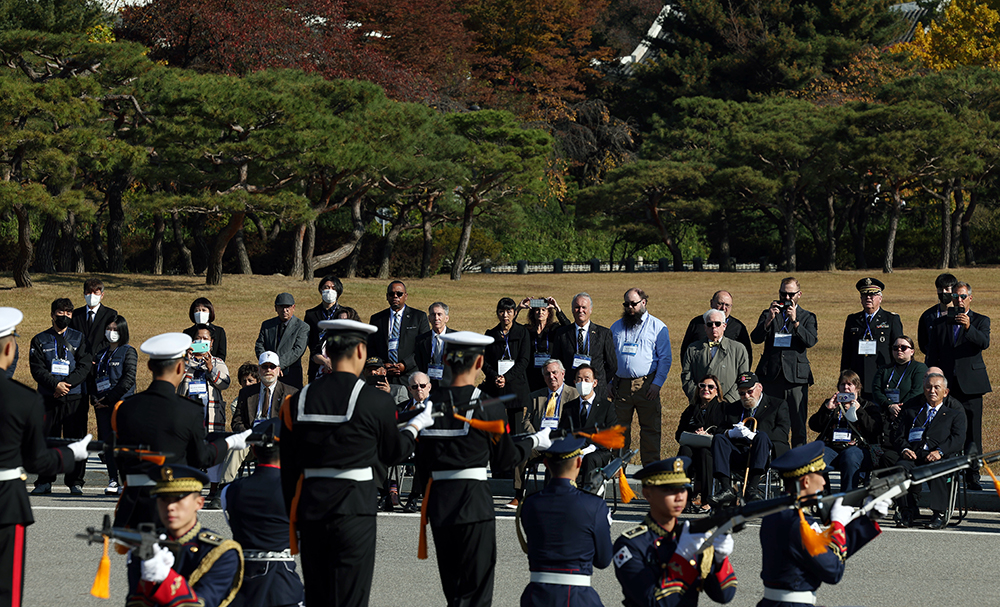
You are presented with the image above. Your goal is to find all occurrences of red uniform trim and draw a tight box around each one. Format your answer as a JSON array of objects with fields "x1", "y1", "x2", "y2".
[{"x1": 12, "y1": 524, "x2": 24, "y2": 606}]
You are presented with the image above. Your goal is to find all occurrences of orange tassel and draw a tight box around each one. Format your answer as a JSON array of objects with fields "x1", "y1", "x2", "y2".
[
  {"x1": 89, "y1": 536, "x2": 111, "y2": 599},
  {"x1": 577, "y1": 426, "x2": 626, "y2": 449},
  {"x1": 418, "y1": 478, "x2": 434, "y2": 560},
  {"x1": 289, "y1": 475, "x2": 304, "y2": 555},
  {"x1": 618, "y1": 467, "x2": 635, "y2": 503},
  {"x1": 798, "y1": 508, "x2": 830, "y2": 557},
  {"x1": 137, "y1": 451, "x2": 166, "y2": 466},
  {"x1": 983, "y1": 464, "x2": 1000, "y2": 500},
  {"x1": 454, "y1": 414, "x2": 506, "y2": 435}
]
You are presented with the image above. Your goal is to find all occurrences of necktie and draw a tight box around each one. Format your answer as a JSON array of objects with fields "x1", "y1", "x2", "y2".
[
  {"x1": 926, "y1": 406, "x2": 937, "y2": 426},
  {"x1": 578, "y1": 401, "x2": 588, "y2": 428},
  {"x1": 277, "y1": 321, "x2": 285, "y2": 345},
  {"x1": 953, "y1": 324, "x2": 961, "y2": 345},
  {"x1": 388, "y1": 312, "x2": 400, "y2": 362},
  {"x1": 544, "y1": 392, "x2": 557, "y2": 418},
  {"x1": 578, "y1": 328, "x2": 585, "y2": 353},
  {"x1": 88, "y1": 310, "x2": 94, "y2": 328},
  {"x1": 709, "y1": 341, "x2": 720, "y2": 348},
  {"x1": 432, "y1": 335, "x2": 441, "y2": 364}
]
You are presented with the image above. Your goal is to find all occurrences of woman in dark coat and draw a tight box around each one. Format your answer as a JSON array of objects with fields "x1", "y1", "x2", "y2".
[
  {"x1": 675, "y1": 373, "x2": 726, "y2": 513},
  {"x1": 517, "y1": 297, "x2": 571, "y2": 393},
  {"x1": 808, "y1": 369, "x2": 882, "y2": 492},
  {"x1": 481, "y1": 297, "x2": 532, "y2": 431},
  {"x1": 182, "y1": 297, "x2": 228, "y2": 361},
  {"x1": 93, "y1": 315, "x2": 137, "y2": 495}
]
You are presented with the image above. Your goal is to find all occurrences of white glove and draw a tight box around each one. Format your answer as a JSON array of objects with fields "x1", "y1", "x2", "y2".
[
  {"x1": 843, "y1": 403, "x2": 859, "y2": 423},
  {"x1": 829, "y1": 497, "x2": 853, "y2": 527},
  {"x1": 225, "y1": 429, "x2": 252, "y2": 451},
  {"x1": 743, "y1": 429, "x2": 757, "y2": 441},
  {"x1": 580, "y1": 444, "x2": 597, "y2": 456},
  {"x1": 674, "y1": 521, "x2": 709, "y2": 561},
  {"x1": 529, "y1": 429, "x2": 552, "y2": 452},
  {"x1": 405, "y1": 404, "x2": 436, "y2": 435},
  {"x1": 140, "y1": 544, "x2": 175, "y2": 584},
  {"x1": 864, "y1": 496, "x2": 890, "y2": 518},
  {"x1": 67, "y1": 434, "x2": 93, "y2": 462},
  {"x1": 712, "y1": 532, "x2": 734, "y2": 562},
  {"x1": 727, "y1": 423, "x2": 744, "y2": 439}
]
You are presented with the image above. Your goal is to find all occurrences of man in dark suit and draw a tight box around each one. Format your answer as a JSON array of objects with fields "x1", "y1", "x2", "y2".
[
  {"x1": 890, "y1": 372, "x2": 967, "y2": 529},
  {"x1": 679, "y1": 290, "x2": 753, "y2": 364},
  {"x1": 751, "y1": 277, "x2": 817, "y2": 447},
  {"x1": 70, "y1": 277, "x2": 118, "y2": 356},
  {"x1": 925, "y1": 281, "x2": 990, "y2": 490},
  {"x1": 254, "y1": 292, "x2": 310, "y2": 389},
  {"x1": 368, "y1": 280, "x2": 429, "y2": 385},
  {"x1": 918, "y1": 272, "x2": 958, "y2": 357},
  {"x1": 840, "y1": 277, "x2": 903, "y2": 400},
  {"x1": 414, "y1": 301, "x2": 455, "y2": 388},
  {"x1": 711, "y1": 372, "x2": 791, "y2": 504},
  {"x1": 304, "y1": 274, "x2": 343, "y2": 382},
  {"x1": 557, "y1": 364, "x2": 616, "y2": 492},
  {"x1": 551, "y1": 292, "x2": 617, "y2": 388}
]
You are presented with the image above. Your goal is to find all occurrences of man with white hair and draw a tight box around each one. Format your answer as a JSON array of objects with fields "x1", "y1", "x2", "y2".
[
  {"x1": 552, "y1": 292, "x2": 617, "y2": 388},
  {"x1": 681, "y1": 309, "x2": 749, "y2": 403}
]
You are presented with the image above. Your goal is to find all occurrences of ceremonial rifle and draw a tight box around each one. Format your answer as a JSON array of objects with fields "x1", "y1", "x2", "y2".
[
  {"x1": 77, "y1": 514, "x2": 183, "y2": 599},
  {"x1": 396, "y1": 393, "x2": 517, "y2": 428},
  {"x1": 46, "y1": 437, "x2": 172, "y2": 465},
  {"x1": 580, "y1": 448, "x2": 638, "y2": 493}
]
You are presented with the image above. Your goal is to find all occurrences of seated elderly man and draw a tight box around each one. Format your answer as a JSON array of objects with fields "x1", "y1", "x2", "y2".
[
  {"x1": 711, "y1": 372, "x2": 790, "y2": 505},
  {"x1": 681, "y1": 309, "x2": 749, "y2": 404},
  {"x1": 889, "y1": 371, "x2": 967, "y2": 529}
]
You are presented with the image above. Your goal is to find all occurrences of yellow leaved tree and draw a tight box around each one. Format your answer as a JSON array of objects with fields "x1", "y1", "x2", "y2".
[{"x1": 902, "y1": 0, "x2": 1000, "y2": 69}]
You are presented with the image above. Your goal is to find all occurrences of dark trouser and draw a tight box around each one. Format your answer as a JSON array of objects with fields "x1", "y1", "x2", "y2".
[
  {"x1": 951, "y1": 390, "x2": 983, "y2": 456},
  {"x1": 761, "y1": 381, "x2": 809, "y2": 447},
  {"x1": 578, "y1": 450, "x2": 613, "y2": 492},
  {"x1": 514, "y1": 449, "x2": 541, "y2": 494},
  {"x1": 0, "y1": 524, "x2": 25, "y2": 607},
  {"x1": 712, "y1": 433, "x2": 773, "y2": 480},
  {"x1": 112, "y1": 486, "x2": 159, "y2": 529},
  {"x1": 238, "y1": 559, "x2": 305, "y2": 607},
  {"x1": 431, "y1": 519, "x2": 496, "y2": 607},
  {"x1": 897, "y1": 459, "x2": 951, "y2": 513},
  {"x1": 94, "y1": 405, "x2": 119, "y2": 483},
  {"x1": 824, "y1": 445, "x2": 870, "y2": 492},
  {"x1": 38, "y1": 396, "x2": 87, "y2": 487},
  {"x1": 299, "y1": 514, "x2": 376, "y2": 607},
  {"x1": 678, "y1": 445, "x2": 713, "y2": 499}
]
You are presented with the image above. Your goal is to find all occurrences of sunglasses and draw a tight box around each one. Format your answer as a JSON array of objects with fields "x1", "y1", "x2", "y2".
[
  {"x1": 779, "y1": 291, "x2": 799, "y2": 298},
  {"x1": 698, "y1": 383, "x2": 717, "y2": 391},
  {"x1": 623, "y1": 300, "x2": 643, "y2": 308},
  {"x1": 950, "y1": 293, "x2": 969, "y2": 300},
  {"x1": 388, "y1": 291, "x2": 406, "y2": 297},
  {"x1": 704, "y1": 321, "x2": 724, "y2": 328},
  {"x1": 260, "y1": 364, "x2": 278, "y2": 370},
  {"x1": 738, "y1": 389, "x2": 755, "y2": 397},
  {"x1": 409, "y1": 383, "x2": 429, "y2": 389},
  {"x1": 892, "y1": 345, "x2": 912, "y2": 351}
]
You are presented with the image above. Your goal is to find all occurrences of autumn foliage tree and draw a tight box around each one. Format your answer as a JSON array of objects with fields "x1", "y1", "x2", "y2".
[{"x1": 901, "y1": 0, "x2": 1000, "y2": 70}]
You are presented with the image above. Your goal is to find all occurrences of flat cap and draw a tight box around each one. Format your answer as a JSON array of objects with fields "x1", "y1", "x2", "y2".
[
  {"x1": 634, "y1": 457, "x2": 691, "y2": 487},
  {"x1": 140, "y1": 333, "x2": 192, "y2": 360},
  {"x1": 275, "y1": 292, "x2": 295, "y2": 306},
  {"x1": 541, "y1": 436, "x2": 586, "y2": 460}
]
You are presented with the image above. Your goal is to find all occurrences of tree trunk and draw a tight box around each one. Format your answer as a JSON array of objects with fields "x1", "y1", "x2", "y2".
[
  {"x1": 420, "y1": 208, "x2": 433, "y2": 278},
  {"x1": 883, "y1": 191, "x2": 902, "y2": 274},
  {"x1": 823, "y1": 193, "x2": 837, "y2": 271},
  {"x1": 60, "y1": 212, "x2": 85, "y2": 273},
  {"x1": 191, "y1": 217, "x2": 209, "y2": 274},
  {"x1": 849, "y1": 194, "x2": 869, "y2": 270},
  {"x1": 303, "y1": 220, "x2": 316, "y2": 280},
  {"x1": 152, "y1": 213, "x2": 165, "y2": 275},
  {"x1": 290, "y1": 222, "x2": 306, "y2": 279},
  {"x1": 939, "y1": 190, "x2": 952, "y2": 269},
  {"x1": 950, "y1": 188, "x2": 964, "y2": 267},
  {"x1": 13, "y1": 203, "x2": 33, "y2": 288},
  {"x1": 345, "y1": 196, "x2": 366, "y2": 279},
  {"x1": 451, "y1": 199, "x2": 477, "y2": 281},
  {"x1": 206, "y1": 211, "x2": 245, "y2": 286},
  {"x1": 782, "y1": 198, "x2": 797, "y2": 272},
  {"x1": 91, "y1": 212, "x2": 108, "y2": 271},
  {"x1": 234, "y1": 228, "x2": 253, "y2": 275},
  {"x1": 378, "y1": 220, "x2": 407, "y2": 279},
  {"x1": 962, "y1": 189, "x2": 977, "y2": 266},
  {"x1": 36, "y1": 216, "x2": 58, "y2": 273},
  {"x1": 107, "y1": 173, "x2": 128, "y2": 273},
  {"x1": 171, "y1": 211, "x2": 195, "y2": 275},
  {"x1": 718, "y1": 208, "x2": 733, "y2": 272}
]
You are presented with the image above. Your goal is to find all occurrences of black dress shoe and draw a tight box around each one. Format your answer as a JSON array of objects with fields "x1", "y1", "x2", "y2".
[
  {"x1": 711, "y1": 488, "x2": 738, "y2": 507},
  {"x1": 402, "y1": 497, "x2": 421, "y2": 513},
  {"x1": 925, "y1": 511, "x2": 947, "y2": 530},
  {"x1": 967, "y1": 478, "x2": 984, "y2": 492},
  {"x1": 894, "y1": 508, "x2": 913, "y2": 528},
  {"x1": 744, "y1": 487, "x2": 763, "y2": 502}
]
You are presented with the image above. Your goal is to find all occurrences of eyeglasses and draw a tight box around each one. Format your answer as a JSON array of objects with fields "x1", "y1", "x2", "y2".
[
  {"x1": 704, "y1": 321, "x2": 724, "y2": 328},
  {"x1": 260, "y1": 364, "x2": 278, "y2": 371},
  {"x1": 950, "y1": 293, "x2": 969, "y2": 300},
  {"x1": 388, "y1": 291, "x2": 406, "y2": 297},
  {"x1": 892, "y1": 345, "x2": 912, "y2": 351},
  {"x1": 698, "y1": 383, "x2": 717, "y2": 391},
  {"x1": 623, "y1": 300, "x2": 643, "y2": 308},
  {"x1": 779, "y1": 291, "x2": 799, "y2": 298},
  {"x1": 409, "y1": 383, "x2": 428, "y2": 389},
  {"x1": 738, "y1": 389, "x2": 755, "y2": 397}
]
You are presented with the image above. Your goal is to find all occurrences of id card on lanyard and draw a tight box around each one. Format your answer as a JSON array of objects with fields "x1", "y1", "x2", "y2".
[{"x1": 50, "y1": 335, "x2": 70, "y2": 376}]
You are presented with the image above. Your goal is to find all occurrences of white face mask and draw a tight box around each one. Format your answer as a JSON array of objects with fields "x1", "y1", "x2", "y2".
[
  {"x1": 85, "y1": 293, "x2": 102, "y2": 307},
  {"x1": 193, "y1": 310, "x2": 210, "y2": 324},
  {"x1": 321, "y1": 289, "x2": 338, "y2": 305},
  {"x1": 106, "y1": 330, "x2": 119, "y2": 343},
  {"x1": 575, "y1": 381, "x2": 594, "y2": 397}
]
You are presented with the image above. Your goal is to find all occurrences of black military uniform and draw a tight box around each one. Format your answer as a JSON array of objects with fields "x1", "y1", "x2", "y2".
[
  {"x1": 279, "y1": 319, "x2": 425, "y2": 607},
  {"x1": 840, "y1": 278, "x2": 903, "y2": 398}
]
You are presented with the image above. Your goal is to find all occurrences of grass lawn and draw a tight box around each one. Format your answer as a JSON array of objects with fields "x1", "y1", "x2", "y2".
[{"x1": 2, "y1": 268, "x2": 997, "y2": 457}]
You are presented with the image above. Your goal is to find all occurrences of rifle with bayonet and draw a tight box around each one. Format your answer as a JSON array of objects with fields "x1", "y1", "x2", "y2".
[
  {"x1": 77, "y1": 514, "x2": 181, "y2": 560},
  {"x1": 581, "y1": 448, "x2": 638, "y2": 493},
  {"x1": 46, "y1": 438, "x2": 173, "y2": 465},
  {"x1": 396, "y1": 394, "x2": 517, "y2": 429},
  {"x1": 510, "y1": 424, "x2": 627, "y2": 451}
]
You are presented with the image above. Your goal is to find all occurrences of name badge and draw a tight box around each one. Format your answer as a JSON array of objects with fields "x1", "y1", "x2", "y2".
[
  {"x1": 428, "y1": 364, "x2": 444, "y2": 380},
  {"x1": 188, "y1": 380, "x2": 208, "y2": 395},
  {"x1": 572, "y1": 354, "x2": 591, "y2": 368},
  {"x1": 885, "y1": 389, "x2": 900, "y2": 403},
  {"x1": 541, "y1": 417, "x2": 559, "y2": 430},
  {"x1": 387, "y1": 339, "x2": 399, "y2": 351},
  {"x1": 773, "y1": 333, "x2": 792, "y2": 348},
  {"x1": 534, "y1": 353, "x2": 550, "y2": 368},
  {"x1": 832, "y1": 430, "x2": 852, "y2": 442},
  {"x1": 908, "y1": 428, "x2": 924, "y2": 443},
  {"x1": 51, "y1": 359, "x2": 70, "y2": 376},
  {"x1": 622, "y1": 342, "x2": 639, "y2": 356},
  {"x1": 96, "y1": 377, "x2": 112, "y2": 393},
  {"x1": 497, "y1": 360, "x2": 515, "y2": 376},
  {"x1": 858, "y1": 340, "x2": 877, "y2": 355}
]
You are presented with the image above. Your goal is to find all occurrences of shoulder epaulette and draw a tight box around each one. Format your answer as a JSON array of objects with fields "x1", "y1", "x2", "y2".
[
  {"x1": 198, "y1": 531, "x2": 225, "y2": 546},
  {"x1": 622, "y1": 524, "x2": 648, "y2": 539}
]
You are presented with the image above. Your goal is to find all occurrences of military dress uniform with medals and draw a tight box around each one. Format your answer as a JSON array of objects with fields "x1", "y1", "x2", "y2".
[
  {"x1": 126, "y1": 466, "x2": 243, "y2": 607},
  {"x1": 839, "y1": 278, "x2": 903, "y2": 398},
  {"x1": 613, "y1": 458, "x2": 737, "y2": 607}
]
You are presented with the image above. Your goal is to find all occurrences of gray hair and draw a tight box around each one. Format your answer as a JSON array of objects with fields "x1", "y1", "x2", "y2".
[
  {"x1": 703, "y1": 309, "x2": 726, "y2": 323},
  {"x1": 924, "y1": 372, "x2": 949, "y2": 388},
  {"x1": 573, "y1": 292, "x2": 593, "y2": 308},
  {"x1": 542, "y1": 358, "x2": 565, "y2": 373},
  {"x1": 429, "y1": 302, "x2": 449, "y2": 315},
  {"x1": 955, "y1": 282, "x2": 971, "y2": 294},
  {"x1": 408, "y1": 371, "x2": 430, "y2": 387}
]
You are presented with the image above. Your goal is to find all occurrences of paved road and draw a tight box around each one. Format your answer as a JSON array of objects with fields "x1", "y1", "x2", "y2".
[{"x1": 22, "y1": 486, "x2": 1000, "y2": 607}]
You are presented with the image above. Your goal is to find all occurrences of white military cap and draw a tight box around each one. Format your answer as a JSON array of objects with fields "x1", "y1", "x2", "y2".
[
  {"x1": 258, "y1": 351, "x2": 280, "y2": 366},
  {"x1": 140, "y1": 332, "x2": 193, "y2": 360},
  {"x1": 440, "y1": 331, "x2": 494, "y2": 348},
  {"x1": 317, "y1": 319, "x2": 378, "y2": 336},
  {"x1": 0, "y1": 308, "x2": 23, "y2": 338}
]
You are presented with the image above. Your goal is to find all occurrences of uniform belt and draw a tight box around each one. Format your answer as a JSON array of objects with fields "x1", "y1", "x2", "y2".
[
  {"x1": 304, "y1": 467, "x2": 373, "y2": 481},
  {"x1": 530, "y1": 572, "x2": 591, "y2": 586},
  {"x1": 431, "y1": 467, "x2": 488, "y2": 481},
  {"x1": 763, "y1": 588, "x2": 817, "y2": 605},
  {"x1": 243, "y1": 549, "x2": 294, "y2": 562},
  {"x1": 125, "y1": 475, "x2": 156, "y2": 487},
  {"x1": 0, "y1": 468, "x2": 27, "y2": 482}
]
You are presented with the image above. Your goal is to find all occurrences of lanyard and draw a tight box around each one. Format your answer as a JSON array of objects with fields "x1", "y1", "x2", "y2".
[
  {"x1": 779, "y1": 312, "x2": 790, "y2": 333},
  {"x1": 534, "y1": 331, "x2": 549, "y2": 353},
  {"x1": 862, "y1": 314, "x2": 875, "y2": 340},
  {"x1": 501, "y1": 330, "x2": 512, "y2": 360},
  {"x1": 98, "y1": 347, "x2": 120, "y2": 375},
  {"x1": 628, "y1": 317, "x2": 645, "y2": 344},
  {"x1": 52, "y1": 335, "x2": 66, "y2": 359},
  {"x1": 886, "y1": 361, "x2": 911, "y2": 390},
  {"x1": 913, "y1": 404, "x2": 937, "y2": 430}
]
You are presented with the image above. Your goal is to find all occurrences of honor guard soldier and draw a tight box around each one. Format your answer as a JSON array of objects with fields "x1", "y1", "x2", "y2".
[
  {"x1": 126, "y1": 465, "x2": 243, "y2": 607},
  {"x1": 0, "y1": 308, "x2": 91, "y2": 606},
  {"x1": 613, "y1": 457, "x2": 736, "y2": 607},
  {"x1": 415, "y1": 331, "x2": 551, "y2": 607},
  {"x1": 518, "y1": 436, "x2": 613, "y2": 607},
  {"x1": 222, "y1": 418, "x2": 304, "y2": 607},
  {"x1": 758, "y1": 441, "x2": 886, "y2": 606},
  {"x1": 113, "y1": 333, "x2": 251, "y2": 528},
  {"x1": 840, "y1": 278, "x2": 903, "y2": 400},
  {"x1": 279, "y1": 319, "x2": 436, "y2": 607}
]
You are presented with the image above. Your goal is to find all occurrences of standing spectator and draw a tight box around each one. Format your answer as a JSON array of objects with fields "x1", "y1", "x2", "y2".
[
  {"x1": 519, "y1": 297, "x2": 569, "y2": 393},
  {"x1": 808, "y1": 370, "x2": 882, "y2": 492},
  {"x1": 551, "y1": 292, "x2": 617, "y2": 391},
  {"x1": 751, "y1": 277, "x2": 817, "y2": 447},
  {"x1": 305, "y1": 274, "x2": 344, "y2": 381},
  {"x1": 925, "y1": 281, "x2": 990, "y2": 490},
  {"x1": 839, "y1": 278, "x2": 903, "y2": 400},
  {"x1": 917, "y1": 272, "x2": 958, "y2": 356},
  {"x1": 681, "y1": 309, "x2": 749, "y2": 404},
  {"x1": 368, "y1": 281, "x2": 430, "y2": 385},
  {"x1": 610, "y1": 288, "x2": 671, "y2": 466},
  {"x1": 414, "y1": 302, "x2": 455, "y2": 389},
  {"x1": 70, "y1": 277, "x2": 118, "y2": 357},
  {"x1": 182, "y1": 297, "x2": 228, "y2": 361},
  {"x1": 674, "y1": 374, "x2": 726, "y2": 513},
  {"x1": 29, "y1": 298, "x2": 93, "y2": 495},
  {"x1": 92, "y1": 315, "x2": 137, "y2": 496},
  {"x1": 872, "y1": 336, "x2": 928, "y2": 446},
  {"x1": 679, "y1": 290, "x2": 753, "y2": 364},
  {"x1": 481, "y1": 297, "x2": 532, "y2": 433},
  {"x1": 254, "y1": 292, "x2": 310, "y2": 389}
]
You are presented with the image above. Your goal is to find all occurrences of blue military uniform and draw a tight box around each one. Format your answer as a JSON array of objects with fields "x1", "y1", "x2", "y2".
[
  {"x1": 757, "y1": 442, "x2": 880, "y2": 607},
  {"x1": 613, "y1": 458, "x2": 737, "y2": 606},
  {"x1": 519, "y1": 437, "x2": 613, "y2": 607}
]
